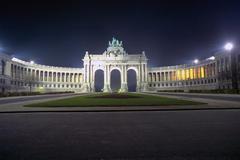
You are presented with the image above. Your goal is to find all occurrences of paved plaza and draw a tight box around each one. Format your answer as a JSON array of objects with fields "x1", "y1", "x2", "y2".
[{"x1": 1, "y1": 109, "x2": 240, "y2": 160}]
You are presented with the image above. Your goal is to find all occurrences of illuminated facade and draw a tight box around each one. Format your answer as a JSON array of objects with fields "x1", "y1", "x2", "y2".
[
  {"x1": 148, "y1": 52, "x2": 240, "y2": 91},
  {"x1": 0, "y1": 38, "x2": 239, "y2": 93}
]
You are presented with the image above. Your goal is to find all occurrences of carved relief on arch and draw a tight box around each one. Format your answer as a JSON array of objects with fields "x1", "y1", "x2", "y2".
[
  {"x1": 110, "y1": 66, "x2": 122, "y2": 73},
  {"x1": 93, "y1": 65, "x2": 105, "y2": 73},
  {"x1": 127, "y1": 66, "x2": 139, "y2": 75}
]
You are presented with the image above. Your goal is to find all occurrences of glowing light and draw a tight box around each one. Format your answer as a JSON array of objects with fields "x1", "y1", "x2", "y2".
[
  {"x1": 177, "y1": 70, "x2": 181, "y2": 80},
  {"x1": 12, "y1": 57, "x2": 18, "y2": 61},
  {"x1": 224, "y1": 42, "x2": 233, "y2": 51},
  {"x1": 201, "y1": 67, "x2": 205, "y2": 78},
  {"x1": 197, "y1": 67, "x2": 201, "y2": 78},
  {"x1": 30, "y1": 60, "x2": 35, "y2": 64},
  {"x1": 194, "y1": 59, "x2": 199, "y2": 64},
  {"x1": 181, "y1": 69, "x2": 185, "y2": 80},
  {"x1": 12, "y1": 57, "x2": 24, "y2": 63},
  {"x1": 193, "y1": 68, "x2": 197, "y2": 79},
  {"x1": 186, "y1": 69, "x2": 190, "y2": 80},
  {"x1": 190, "y1": 68, "x2": 193, "y2": 79},
  {"x1": 207, "y1": 56, "x2": 215, "y2": 60}
]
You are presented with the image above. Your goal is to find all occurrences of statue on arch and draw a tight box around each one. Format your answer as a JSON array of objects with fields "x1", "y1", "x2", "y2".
[{"x1": 109, "y1": 37, "x2": 123, "y2": 47}]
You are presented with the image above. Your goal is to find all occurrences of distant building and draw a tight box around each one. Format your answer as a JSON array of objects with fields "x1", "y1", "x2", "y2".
[{"x1": 0, "y1": 38, "x2": 239, "y2": 93}]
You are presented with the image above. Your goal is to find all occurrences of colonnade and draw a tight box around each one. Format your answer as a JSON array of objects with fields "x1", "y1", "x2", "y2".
[
  {"x1": 10, "y1": 64, "x2": 83, "y2": 87},
  {"x1": 148, "y1": 63, "x2": 216, "y2": 83}
]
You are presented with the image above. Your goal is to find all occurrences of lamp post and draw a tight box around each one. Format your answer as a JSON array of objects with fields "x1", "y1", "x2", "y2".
[{"x1": 224, "y1": 42, "x2": 238, "y2": 91}]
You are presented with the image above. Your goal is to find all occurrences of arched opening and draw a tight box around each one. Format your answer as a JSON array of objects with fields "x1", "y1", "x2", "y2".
[
  {"x1": 110, "y1": 69, "x2": 121, "y2": 92},
  {"x1": 127, "y1": 69, "x2": 137, "y2": 92},
  {"x1": 94, "y1": 70, "x2": 104, "y2": 92}
]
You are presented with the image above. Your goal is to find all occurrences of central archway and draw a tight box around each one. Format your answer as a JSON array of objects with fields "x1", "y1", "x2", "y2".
[
  {"x1": 127, "y1": 69, "x2": 137, "y2": 92},
  {"x1": 94, "y1": 69, "x2": 104, "y2": 92},
  {"x1": 110, "y1": 69, "x2": 121, "y2": 92}
]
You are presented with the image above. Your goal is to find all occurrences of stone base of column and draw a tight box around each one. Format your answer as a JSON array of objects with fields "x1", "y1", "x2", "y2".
[
  {"x1": 136, "y1": 85, "x2": 141, "y2": 92},
  {"x1": 140, "y1": 82, "x2": 149, "y2": 92},
  {"x1": 81, "y1": 83, "x2": 91, "y2": 92},
  {"x1": 90, "y1": 82, "x2": 95, "y2": 92},
  {"x1": 136, "y1": 81, "x2": 142, "y2": 92},
  {"x1": 119, "y1": 83, "x2": 128, "y2": 92},
  {"x1": 103, "y1": 83, "x2": 112, "y2": 92}
]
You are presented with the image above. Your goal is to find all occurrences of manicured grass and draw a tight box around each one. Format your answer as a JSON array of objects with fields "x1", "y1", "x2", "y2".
[{"x1": 25, "y1": 93, "x2": 204, "y2": 107}]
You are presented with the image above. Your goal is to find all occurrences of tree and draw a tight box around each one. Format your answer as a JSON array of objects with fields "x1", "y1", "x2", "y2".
[{"x1": 23, "y1": 73, "x2": 36, "y2": 93}]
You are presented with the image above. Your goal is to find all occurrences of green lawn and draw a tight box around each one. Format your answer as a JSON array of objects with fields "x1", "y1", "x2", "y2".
[{"x1": 25, "y1": 93, "x2": 204, "y2": 107}]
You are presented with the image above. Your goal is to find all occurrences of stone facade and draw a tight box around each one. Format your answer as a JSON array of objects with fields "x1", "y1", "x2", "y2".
[{"x1": 0, "y1": 38, "x2": 239, "y2": 93}]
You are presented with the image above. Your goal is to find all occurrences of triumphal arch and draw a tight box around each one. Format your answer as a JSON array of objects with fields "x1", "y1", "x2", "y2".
[{"x1": 82, "y1": 38, "x2": 148, "y2": 92}]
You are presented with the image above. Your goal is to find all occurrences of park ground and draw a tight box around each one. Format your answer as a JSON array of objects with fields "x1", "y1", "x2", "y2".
[
  {"x1": 0, "y1": 91, "x2": 239, "y2": 112},
  {"x1": 24, "y1": 93, "x2": 203, "y2": 107}
]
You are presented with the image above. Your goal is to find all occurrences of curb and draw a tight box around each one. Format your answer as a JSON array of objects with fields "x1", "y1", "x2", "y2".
[{"x1": 1, "y1": 107, "x2": 240, "y2": 114}]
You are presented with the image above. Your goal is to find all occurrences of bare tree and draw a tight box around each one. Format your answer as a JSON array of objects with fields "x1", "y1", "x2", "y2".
[{"x1": 23, "y1": 73, "x2": 36, "y2": 93}]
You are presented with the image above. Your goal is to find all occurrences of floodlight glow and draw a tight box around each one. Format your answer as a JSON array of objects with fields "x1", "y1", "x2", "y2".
[
  {"x1": 12, "y1": 57, "x2": 18, "y2": 61},
  {"x1": 194, "y1": 59, "x2": 199, "y2": 64},
  {"x1": 207, "y1": 56, "x2": 215, "y2": 60},
  {"x1": 224, "y1": 42, "x2": 233, "y2": 51},
  {"x1": 30, "y1": 60, "x2": 35, "y2": 64}
]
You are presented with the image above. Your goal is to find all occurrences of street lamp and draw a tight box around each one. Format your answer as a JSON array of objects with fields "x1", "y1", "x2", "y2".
[
  {"x1": 224, "y1": 42, "x2": 234, "y2": 51},
  {"x1": 224, "y1": 42, "x2": 238, "y2": 91},
  {"x1": 193, "y1": 59, "x2": 199, "y2": 64}
]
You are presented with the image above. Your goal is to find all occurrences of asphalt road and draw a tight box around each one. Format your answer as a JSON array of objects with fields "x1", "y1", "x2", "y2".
[
  {"x1": 1, "y1": 110, "x2": 240, "y2": 160},
  {"x1": 0, "y1": 93, "x2": 78, "y2": 105},
  {"x1": 150, "y1": 92, "x2": 240, "y2": 102}
]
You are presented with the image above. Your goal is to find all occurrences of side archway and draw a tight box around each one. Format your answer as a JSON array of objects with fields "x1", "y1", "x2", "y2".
[
  {"x1": 94, "y1": 69, "x2": 104, "y2": 92},
  {"x1": 127, "y1": 68, "x2": 137, "y2": 92}
]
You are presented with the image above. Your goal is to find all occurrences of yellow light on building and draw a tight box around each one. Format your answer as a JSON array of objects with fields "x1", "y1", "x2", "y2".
[
  {"x1": 173, "y1": 71, "x2": 176, "y2": 81},
  {"x1": 201, "y1": 67, "x2": 205, "y2": 78},
  {"x1": 193, "y1": 68, "x2": 197, "y2": 79},
  {"x1": 197, "y1": 67, "x2": 201, "y2": 78},
  {"x1": 186, "y1": 69, "x2": 190, "y2": 80},
  {"x1": 181, "y1": 69, "x2": 185, "y2": 80},
  {"x1": 190, "y1": 68, "x2": 193, "y2": 79},
  {"x1": 177, "y1": 70, "x2": 181, "y2": 80}
]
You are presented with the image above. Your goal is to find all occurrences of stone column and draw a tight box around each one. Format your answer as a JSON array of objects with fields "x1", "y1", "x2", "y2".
[
  {"x1": 68, "y1": 73, "x2": 70, "y2": 83},
  {"x1": 64, "y1": 72, "x2": 66, "y2": 83},
  {"x1": 90, "y1": 66, "x2": 95, "y2": 92},
  {"x1": 168, "y1": 72, "x2": 171, "y2": 81},
  {"x1": 212, "y1": 63, "x2": 215, "y2": 77},
  {"x1": 103, "y1": 65, "x2": 111, "y2": 92},
  {"x1": 84, "y1": 65, "x2": 87, "y2": 83},
  {"x1": 4, "y1": 61, "x2": 11, "y2": 76},
  {"x1": 136, "y1": 65, "x2": 141, "y2": 92},
  {"x1": 47, "y1": 71, "x2": 49, "y2": 82},
  {"x1": 120, "y1": 65, "x2": 128, "y2": 92},
  {"x1": 141, "y1": 64, "x2": 144, "y2": 82},
  {"x1": 141, "y1": 63, "x2": 148, "y2": 92},
  {"x1": 42, "y1": 71, "x2": 45, "y2": 82},
  {"x1": 90, "y1": 65, "x2": 95, "y2": 92},
  {"x1": 51, "y1": 72, "x2": 53, "y2": 82},
  {"x1": 82, "y1": 62, "x2": 91, "y2": 92}
]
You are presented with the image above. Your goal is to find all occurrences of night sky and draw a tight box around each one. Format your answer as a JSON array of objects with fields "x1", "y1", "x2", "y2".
[{"x1": 0, "y1": 0, "x2": 240, "y2": 68}]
